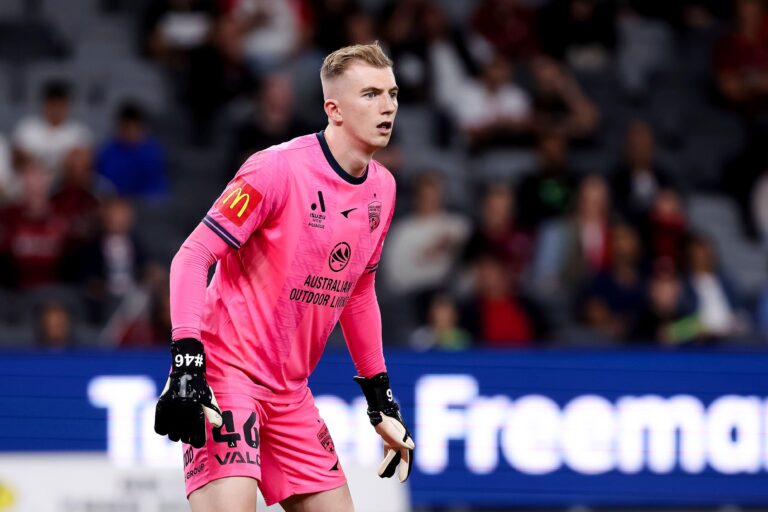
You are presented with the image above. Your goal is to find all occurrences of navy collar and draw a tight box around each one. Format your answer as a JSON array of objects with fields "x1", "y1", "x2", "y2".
[{"x1": 316, "y1": 131, "x2": 368, "y2": 185}]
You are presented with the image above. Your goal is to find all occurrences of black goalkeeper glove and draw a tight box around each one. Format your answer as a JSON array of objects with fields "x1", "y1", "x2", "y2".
[
  {"x1": 154, "y1": 338, "x2": 222, "y2": 448},
  {"x1": 354, "y1": 372, "x2": 415, "y2": 483}
]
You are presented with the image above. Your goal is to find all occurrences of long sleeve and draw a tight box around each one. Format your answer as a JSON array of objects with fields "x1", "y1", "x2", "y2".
[
  {"x1": 169, "y1": 223, "x2": 232, "y2": 341},
  {"x1": 339, "y1": 270, "x2": 386, "y2": 377},
  {"x1": 339, "y1": 182, "x2": 396, "y2": 377}
]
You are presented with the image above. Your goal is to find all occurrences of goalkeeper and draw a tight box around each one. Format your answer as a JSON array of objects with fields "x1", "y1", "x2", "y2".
[{"x1": 154, "y1": 42, "x2": 413, "y2": 512}]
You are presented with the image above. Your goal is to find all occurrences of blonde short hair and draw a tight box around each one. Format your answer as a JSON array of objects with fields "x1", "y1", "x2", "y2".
[{"x1": 321, "y1": 42, "x2": 393, "y2": 81}]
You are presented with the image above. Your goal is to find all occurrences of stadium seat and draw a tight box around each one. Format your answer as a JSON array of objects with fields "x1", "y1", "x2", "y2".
[
  {"x1": 688, "y1": 193, "x2": 744, "y2": 239},
  {"x1": 469, "y1": 148, "x2": 536, "y2": 185},
  {"x1": 15, "y1": 285, "x2": 88, "y2": 326},
  {"x1": 719, "y1": 241, "x2": 768, "y2": 298}
]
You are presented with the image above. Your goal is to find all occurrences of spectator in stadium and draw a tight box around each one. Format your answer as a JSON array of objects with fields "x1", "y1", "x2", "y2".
[
  {"x1": 97, "y1": 102, "x2": 169, "y2": 199},
  {"x1": 533, "y1": 174, "x2": 613, "y2": 295},
  {"x1": 472, "y1": 0, "x2": 539, "y2": 60},
  {"x1": 580, "y1": 223, "x2": 646, "y2": 342},
  {"x1": 82, "y1": 197, "x2": 149, "y2": 323},
  {"x1": 185, "y1": 13, "x2": 258, "y2": 145},
  {"x1": 344, "y1": 10, "x2": 377, "y2": 47},
  {"x1": 462, "y1": 183, "x2": 533, "y2": 274},
  {"x1": 516, "y1": 131, "x2": 576, "y2": 229},
  {"x1": 0, "y1": 134, "x2": 17, "y2": 204},
  {"x1": 116, "y1": 266, "x2": 172, "y2": 347},
  {"x1": 52, "y1": 146, "x2": 104, "y2": 281},
  {"x1": 409, "y1": 294, "x2": 472, "y2": 351},
  {"x1": 538, "y1": 0, "x2": 616, "y2": 72},
  {"x1": 460, "y1": 254, "x2": 545, "y2": 346},
  {"x1": 12, "y1": 80, "x2": 92, "y2": 180},
  {"x1": 641, "y1": 188, "x2": 689, "y2": 270},
  {"x1": 231, "y1": 0, "x2": 305, "y2": 73},
  {"x1": 309, "y1": 0, "x2": 367, "y2": 53},
  {"x1": 383, "y1": 173, "x2": 470, "y2": 322},
  {"x1": 231, "y1": 73, "x2": 311, "y2": 168},
  {"x1": 682, "y1": 234, "x2": 748, "y2": 340},
  {"x1": 615, "y1": 3, "x2": 675, "y2": 100},
  {"x1": 611, "y1": 119, "x2": 677, "y2": 226},
  {"x1": 378, "y1": 0, "x2": 435, "y2": 104},
  {"x1": 35, "y1": 300, "x2": 74, "y2": 349},
  {"x1": 422, "y1": 1, "x2": 483, "y2": 113},
  {"x1": 451, "y1": 53, "x2": 534, "y2": 153},
  {"x1": 751, "y1": 167, "x2": 768, "y2": 248},
  {"x1": 713, "y1": 0, "x2": 768, "y2": 113},
  {"x1": 631, "y1": 262, "x2": 698, "y2": 344},
  {"x1": 0, "y1": 159, "x2": 68, "y2": 290},
  {"x1": 530, "y1": 55, "x2": 600, "y2": 144},
  {"x1": 140, "y1": 0, "x2": 218, "y2": 67}
]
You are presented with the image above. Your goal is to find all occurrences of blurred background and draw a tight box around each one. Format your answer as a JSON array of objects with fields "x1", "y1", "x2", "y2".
[{"x1": 1, "y1": 0, "x2": 768, "y2": 511}]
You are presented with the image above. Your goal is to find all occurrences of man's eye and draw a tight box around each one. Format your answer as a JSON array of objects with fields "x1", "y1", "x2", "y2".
[
  {"x1": 365, "y1": 92, "x2": 376, "y2": 98},
  {"x1": 390, "y1": 92, "x2": 398, "y2": 98}
]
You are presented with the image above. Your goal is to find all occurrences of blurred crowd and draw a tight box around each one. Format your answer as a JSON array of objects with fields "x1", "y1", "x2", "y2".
[{"x1": 1, "y1": 0, "x2": 768, "y2": 351}]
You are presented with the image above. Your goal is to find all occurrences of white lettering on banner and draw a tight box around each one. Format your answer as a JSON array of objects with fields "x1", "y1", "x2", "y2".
[
  {"x1": 466, "y1": 396, "x2": 509, "y2": 474},
  {"x1": 416, "y1": 375, "x2": 479, "y2": 474},
  {"x1": 706, "y1": 396, "x2": 761, "y2": 474},
  {"x1": 88, "y1": 376, "x2": 181, "y2": 468},
  {"x1": 87, "y1": 374, "x2": 768, "y2": 477},
  {"x1": 561, "y1": 395, "x2": 614, "y2": 474},
  {"x1": 414, "y1": 375, "x2": 768, "y2": 476},
  {"x1": 617, "y1": 395, "x2": 706, "y2": 474},
  {"x1": 502, "y1": 395, "x2": 561, "y2": 474}
]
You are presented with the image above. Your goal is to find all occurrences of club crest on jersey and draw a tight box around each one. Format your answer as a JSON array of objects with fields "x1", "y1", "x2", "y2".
[
  {"x1": 328, "y1": 242, "x2": 351, "y2": 272},
  {"x1": 217, "y1": 178, "x2": 262, "y2": 227},
  {"x1": 368, "y1": 201, "x2": 382, "y2": 232}
]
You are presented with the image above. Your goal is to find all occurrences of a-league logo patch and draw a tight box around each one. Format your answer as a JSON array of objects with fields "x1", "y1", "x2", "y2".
[
  {"x1": 368, "y1": 201, "x2": 382, "y2": 232},
  {"x1": 217, "y1": 178, "x2": 262, "y2": 227},
  {"x1": 317, "y1": 424, "x2": 336, "y2": 454}
]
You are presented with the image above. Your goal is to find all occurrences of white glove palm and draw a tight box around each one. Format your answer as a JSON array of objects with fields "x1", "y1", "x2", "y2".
[{"x1": 374, "y1": 413, "x2": 415, "y2": 482}]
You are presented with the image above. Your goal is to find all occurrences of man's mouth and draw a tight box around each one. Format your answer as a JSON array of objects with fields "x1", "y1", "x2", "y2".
[{"x1": 377, "y1": 121, "x2": 392, "y2": 131}]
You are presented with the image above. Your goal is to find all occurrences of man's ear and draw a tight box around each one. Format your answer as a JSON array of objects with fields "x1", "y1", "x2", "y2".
[{"x1": 324, "y1": 98, "x2": 342, "y2": 124}]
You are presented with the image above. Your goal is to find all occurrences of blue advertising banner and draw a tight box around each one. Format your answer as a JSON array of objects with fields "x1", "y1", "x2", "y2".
[{"x1": 1, "y1": 348, "x2": 767, "y2": 508}]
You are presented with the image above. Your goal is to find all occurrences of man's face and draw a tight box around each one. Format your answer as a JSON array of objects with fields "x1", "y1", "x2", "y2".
[
  {"x1": 327, "y1": 62, "x2": 398, "y2": 151},
  {"x1": 43, "y1": 98, "x2": 69, "y2": 126}
]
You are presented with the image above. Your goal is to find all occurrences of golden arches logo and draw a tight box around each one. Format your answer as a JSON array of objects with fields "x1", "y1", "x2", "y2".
[{"x1": 222, "y1": 188, "x2": 250, "y2": 218}]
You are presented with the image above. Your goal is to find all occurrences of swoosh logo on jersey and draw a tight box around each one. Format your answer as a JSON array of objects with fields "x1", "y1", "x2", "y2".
[{"x1": 340, "y1": 208, "x2": 357, "y2": 218}]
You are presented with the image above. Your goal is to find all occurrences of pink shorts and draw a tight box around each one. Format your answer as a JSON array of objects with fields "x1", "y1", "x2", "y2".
[{"x1": 182, "y1": 389, "x2": 346, "y2": 506}]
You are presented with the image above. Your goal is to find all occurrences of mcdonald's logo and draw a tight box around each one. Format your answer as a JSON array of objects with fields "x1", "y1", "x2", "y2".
[
  {"x1": 216, "y1": 178, "x2": 262, "y2": 227},
  {"x1": 223, "y1": 187, "x2": 250, "y2": 217}
]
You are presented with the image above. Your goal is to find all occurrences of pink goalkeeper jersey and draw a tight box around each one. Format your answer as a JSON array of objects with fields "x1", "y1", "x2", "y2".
[{"x1": 198, "y1": 132, "x2": 395, "y2": 402}]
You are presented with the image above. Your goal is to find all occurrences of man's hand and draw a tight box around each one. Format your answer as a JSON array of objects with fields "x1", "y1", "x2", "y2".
[
  {"x1": 354, "y1": 373, "x2": 415, "y2": 483},
  {"x1": 154, "y1": 338, "x2": 222, "y2": 448}
]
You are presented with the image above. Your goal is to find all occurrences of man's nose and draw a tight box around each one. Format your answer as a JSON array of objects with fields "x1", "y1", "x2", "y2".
[{"x1": 380, "y1": 95, "x2": 396, "y2": 113}]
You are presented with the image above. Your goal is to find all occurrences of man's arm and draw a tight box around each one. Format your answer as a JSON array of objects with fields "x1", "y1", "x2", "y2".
[
  {"x1": 339, "y1": 271, "x2": 386, "y2": 377},
  {"x1": 154, "y1": 223, "x2": 232, "y2": 447},
  {"x1": 340, "y1": 190, "x2": 415, "y2": 482},
  {"x1": 169, "y1": 223, "x2": 231, "y2": 340},
  {"x1": 341, "y1": 278, "x2": 415, "y2": 483}
]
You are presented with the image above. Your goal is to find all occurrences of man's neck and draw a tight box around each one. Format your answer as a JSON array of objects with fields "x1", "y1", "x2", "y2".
[{"x1": 324, "y1": 125, "x2": 373, "y2": 178}]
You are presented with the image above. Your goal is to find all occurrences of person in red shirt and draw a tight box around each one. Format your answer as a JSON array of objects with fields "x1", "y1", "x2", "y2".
[
  {"x1": 0, "y1": 159, "x2": 68, "y2": 289},
  {"x1": 461, "y1": 254, "x2": 545, "y2": 346},
  {"x1": 714, "y1": 0, "x2": 768, "y2": 111}
]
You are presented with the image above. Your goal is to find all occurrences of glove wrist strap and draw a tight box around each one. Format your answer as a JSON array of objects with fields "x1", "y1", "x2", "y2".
[
  {"x1": 170, "y1": 338, "x2": 206, "y2": 373},
  {"x1": 354, "y1": 372, "x2": 395, "y2": 411}
]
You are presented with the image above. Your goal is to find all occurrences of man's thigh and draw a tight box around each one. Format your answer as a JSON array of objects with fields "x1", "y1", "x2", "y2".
[
  {"x1": 258, "y1": 390, "x2": 348, "y2": 507},
  {"x1": 280, "y1": 483, "x2": 354, "y2": 512},
  {"x1": 189, "y1": 476, "x2": 259, "y2": 512}
]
